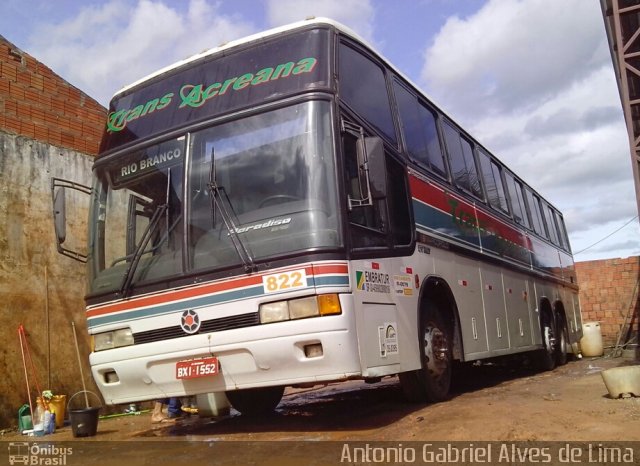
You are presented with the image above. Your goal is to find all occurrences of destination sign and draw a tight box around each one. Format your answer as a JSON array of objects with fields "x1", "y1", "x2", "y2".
[
  {"x1": 99, "y1": 29, "x2": 330, "y2": 154},
  {"x1": 110, "y1": 137, "x2": 184, "y2": 186}
]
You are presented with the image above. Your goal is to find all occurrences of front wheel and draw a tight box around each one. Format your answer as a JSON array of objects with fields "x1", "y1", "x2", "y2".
[
  {"x1": 400, "y1": 301, "x2": 452, "y2": 403},
  {"x1": 225, "y1": 386, "x2": 284, "y2": 416}
]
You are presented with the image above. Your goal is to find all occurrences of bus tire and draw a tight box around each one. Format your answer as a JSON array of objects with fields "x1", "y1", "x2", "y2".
[
  {"x1": 555, "y1": 314, "x2": 569, "y2": 366},
  {"x1": 534, "y1": 309, "x2": 557, "y2": 371},
  {"x1": 399, "y1": 370, "x2": 425, "y2": 402},
  {"x1": 401, "y1": 300, "x2": 452, "y2": 403},
  {"x1": 225, "y1": 386, "x2": 284, "y2": 416}
]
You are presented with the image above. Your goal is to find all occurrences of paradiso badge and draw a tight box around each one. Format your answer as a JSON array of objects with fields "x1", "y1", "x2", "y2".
[{"x1": 181, "y1": 309, "x2": 201, "y2": 334}]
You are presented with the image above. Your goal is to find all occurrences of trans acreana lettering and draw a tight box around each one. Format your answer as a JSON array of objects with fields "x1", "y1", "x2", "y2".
[{"x1": 106, "y1": 57, "x2": 317, "y2": 133}]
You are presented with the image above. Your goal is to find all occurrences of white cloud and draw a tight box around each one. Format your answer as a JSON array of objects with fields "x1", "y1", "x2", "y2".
[
  {"x1": 265, "y1": 0, "x2": 375, "y2": 43},
  {"x1": 420, "y1": 0, "x2": 638, "y2": 260},
  {"x1": 422, "y1": 0, "x2": 608, "y2": 117},
  {"x1": 27, "y1": 0, "x2": 255, "y2": 106}
]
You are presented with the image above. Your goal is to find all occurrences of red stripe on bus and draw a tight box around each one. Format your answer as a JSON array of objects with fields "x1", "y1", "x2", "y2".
[{"x1": 409, "y1": 174, "x2": 531, "y2": 250}]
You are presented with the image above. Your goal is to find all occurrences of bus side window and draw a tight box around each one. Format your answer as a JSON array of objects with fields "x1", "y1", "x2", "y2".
[
  {"x1": 524, "y1": 188, "x2": 545, "y2": 238},
  {"x1": 478, "y1": 149, "x2": 508, "y2": 214},
  {"x1": 556, "y1": 212, "x2": 571, "y2": 251},
  {"x1": 393, "y1": 80, "x2": 447, "y2": 178},
  {"x1": 386, "y1": 154, "x2": 412, "y2": 247},
  {"x1": 505, "y1": 172, "x2": 530, "y2": 229},
  {"x1": 442, "y1": 121, "x2": 483, "y2": 200},
  {"x1": 542, "y1": 202, "x2": 560, "y2": 245},
  {"x1": 339, "y1": 42, "x2": 397, "y2": 145}
]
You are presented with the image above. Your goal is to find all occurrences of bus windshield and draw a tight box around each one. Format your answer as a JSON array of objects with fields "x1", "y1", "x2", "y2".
[{"x1": 88, "y1": 100, "x2": 340, "y2": 296}]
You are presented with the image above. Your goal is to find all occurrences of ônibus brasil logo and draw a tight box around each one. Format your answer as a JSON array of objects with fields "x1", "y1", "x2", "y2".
[{"x1": 8, "y1": 443, "x2": 73, "y2": 465}]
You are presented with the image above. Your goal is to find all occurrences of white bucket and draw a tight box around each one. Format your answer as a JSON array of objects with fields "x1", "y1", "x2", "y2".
[
  {"x1": 581, "y1": 322, "x2": 604, "y2": 357},
  {"x1": 601, "y1": 366, "x2": 640, "y2": 398}
]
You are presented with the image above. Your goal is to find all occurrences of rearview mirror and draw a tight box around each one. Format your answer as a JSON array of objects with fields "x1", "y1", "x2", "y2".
[
  {"x1": 50, "y1": 178, "x2": 92, "y2": 262},
  {"x1": 364, "y1": 137, "x2": 387, "y2": 200},
  {"x1": 53, "y1": 187, "x2": 66, "y2": 244}
]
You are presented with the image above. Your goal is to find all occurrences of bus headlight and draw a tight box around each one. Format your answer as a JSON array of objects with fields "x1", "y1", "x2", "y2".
[
  {"x1": 93, "y1": 328, "x2": 134, "y2": 351},
  {"x1": 259, "y1": 294, "x2": 341, "y2": 323},
  {"x1": 259, "y1": 301, "x2": 289, "y2": 323}
]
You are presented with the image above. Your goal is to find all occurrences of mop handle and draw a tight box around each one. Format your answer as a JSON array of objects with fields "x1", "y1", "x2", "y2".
[
  {"x1": 18, "y1": 325, "x2": 34, "y2": 419},
  {"x1": 71, "y1": 321, "x2": 90, "y2": 408}
]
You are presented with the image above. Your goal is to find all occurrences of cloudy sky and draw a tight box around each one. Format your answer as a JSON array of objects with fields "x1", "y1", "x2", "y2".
[{"x1": 2, "y1": 0, "x2": 638, "y2": 261}]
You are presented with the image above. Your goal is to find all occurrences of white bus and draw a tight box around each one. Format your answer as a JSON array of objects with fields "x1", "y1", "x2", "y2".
[{"x1": 53, "y1": 18, "x2": 582, "y2": 414}]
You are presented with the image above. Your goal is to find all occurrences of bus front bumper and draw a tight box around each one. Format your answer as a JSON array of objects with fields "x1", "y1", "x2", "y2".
[{"x1": 89, "y1": 311, "x2": 362, "y2": 405}]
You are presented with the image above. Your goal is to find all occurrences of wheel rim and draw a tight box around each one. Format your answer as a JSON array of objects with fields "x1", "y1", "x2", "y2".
[
  {"x1": 543, "y1": 322, "x2": 556, "y2": 356},
  {"x1": 423, "y1": 322, "x2": 450, "y2": 382}
]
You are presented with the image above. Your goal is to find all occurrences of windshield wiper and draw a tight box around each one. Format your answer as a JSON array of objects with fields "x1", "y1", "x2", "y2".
[
  {"x1": 120, "y1": 203, "x2": 167, "y2": 297},
  {"x1": 206, "y1": 147, "x2": 257, "y2": 273}
]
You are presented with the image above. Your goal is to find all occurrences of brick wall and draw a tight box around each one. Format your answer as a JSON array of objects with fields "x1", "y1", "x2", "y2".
[
  {"x1": 0, "y1": 35, "x2": 107, "y2": 153},
  {"x1": 575, "y1": 256, "x2": 640, "y2": 347}
]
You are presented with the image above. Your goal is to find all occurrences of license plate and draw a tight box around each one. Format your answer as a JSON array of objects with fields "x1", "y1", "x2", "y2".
[{"x1": 176, "y1": 357, "x2": 219, "y2": 379}]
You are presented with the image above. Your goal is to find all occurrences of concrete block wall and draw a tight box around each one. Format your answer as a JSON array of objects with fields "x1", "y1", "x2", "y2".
[
  {"x1": 0, "y1": 35, "x2": 107, "y2": 429},
  {"x1": 575, "y1": 256, "x2": 640, "y2": 348}
]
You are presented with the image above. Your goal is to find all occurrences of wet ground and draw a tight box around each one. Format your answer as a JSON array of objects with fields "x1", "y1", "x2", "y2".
[{"x1": 2, "y1": 355, "x2": 639, "y2": 464}]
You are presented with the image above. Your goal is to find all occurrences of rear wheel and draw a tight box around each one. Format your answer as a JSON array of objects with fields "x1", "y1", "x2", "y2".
[
  {"x1": 400, "y1": 300, "x2": 452, "y2": 402},
  {"x1": 534, "y1": 310, "x2": 557, "y2": 371},
  {"x1": 555, "y1": 314, "x2": 569, "y2": 366},
  {"x1": 225, "y1": 386, "x2": 284, "y2": 416}
]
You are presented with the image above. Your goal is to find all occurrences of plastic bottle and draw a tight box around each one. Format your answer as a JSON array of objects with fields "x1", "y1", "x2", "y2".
[
  {"x1": 50, "y1": 412, "x2": 56, "y2": 433},
  {"x1": 43, "y1": 408, "x2": 52, "y2": 435},
  {"x1": 33, "y1": 403, "x2": 45, "y2": 437}
]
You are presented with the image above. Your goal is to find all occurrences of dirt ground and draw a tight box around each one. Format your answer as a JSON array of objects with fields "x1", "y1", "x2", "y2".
[
  {"x1": 2, "y1": 354, "x2": 639, "y2": 443},
  {"x1": 2, "y1": 355, "x2": 639, "y2": 465}
]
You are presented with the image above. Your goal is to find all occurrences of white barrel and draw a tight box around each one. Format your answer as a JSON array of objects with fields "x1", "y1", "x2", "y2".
[{"x1": 580, "y1": 322, "x2": 603, "y2": 357}]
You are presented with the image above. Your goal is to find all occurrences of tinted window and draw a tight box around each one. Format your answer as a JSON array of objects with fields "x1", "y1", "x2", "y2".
[
  {"x1": 478, "y1": 149, "x2": 508, "y2": 213},
  {"x1": 387, "y1": 155, "x2": 412, "y2": 246},
  {"x1": 339, "y1": 43, "x2": 396, "y2": 143},
  {"x1": 542, "y1": 202, "x2": 560, "y2": 245},
  {"x1": 525, "y1": 189, "x2": 545, "y2": 237},
  {"x1": 505, "y1": 172, "x2": 529, "y2": 228},
  {"x1": 442, "y1": 122, "x2": 482, "y2": 199},
  {"x1": 556, "y1": 213, "x2": 571, "y2": 251},
  {"x1": 393, "y1": 81, "x2": 446, "y2": 177}
]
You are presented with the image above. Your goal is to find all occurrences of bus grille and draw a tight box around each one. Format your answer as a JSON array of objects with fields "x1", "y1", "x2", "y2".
[{"x1": 132, "y1": 312, "x2": 260, "y2": 345}]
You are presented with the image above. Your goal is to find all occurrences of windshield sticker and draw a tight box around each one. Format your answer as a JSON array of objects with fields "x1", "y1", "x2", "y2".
[
  {"x1": 228, "y1": 217, "x2": 291, "y2": 235},
  {"x1": 106, "y1": 57, "x2": 317, "y2": 133},
  {"x1": 356, "y1": 270, "x2": 391, "y2": 294}
]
